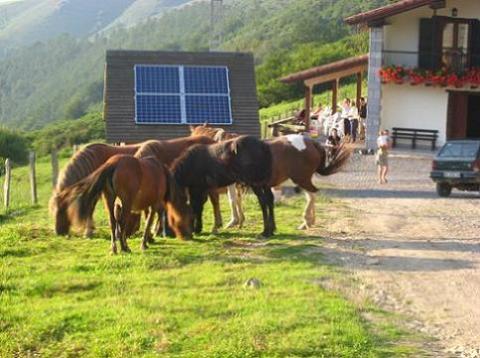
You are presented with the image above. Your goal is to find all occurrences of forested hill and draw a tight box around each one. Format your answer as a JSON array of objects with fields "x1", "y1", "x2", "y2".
[{"x1": 0, "y1": 0, "x2": 392, "y2": 130}]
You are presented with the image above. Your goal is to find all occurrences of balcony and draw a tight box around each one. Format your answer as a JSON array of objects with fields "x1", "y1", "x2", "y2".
[{"x1": 383, "y1": 50, "x2": 479, "y2": 74}]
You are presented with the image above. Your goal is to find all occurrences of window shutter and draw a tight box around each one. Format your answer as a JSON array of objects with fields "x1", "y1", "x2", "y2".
[
  {"x1": 470, "y1": 19, "x2": 480, "y2": 68},
  {"x1": 418, "y1": 17, "x2": 442, "y2": 70}
]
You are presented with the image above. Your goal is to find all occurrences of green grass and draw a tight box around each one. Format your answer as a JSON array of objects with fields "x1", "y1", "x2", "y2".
[{"x1": 0, "y1": 151, "x2": 423, "y2": 357}]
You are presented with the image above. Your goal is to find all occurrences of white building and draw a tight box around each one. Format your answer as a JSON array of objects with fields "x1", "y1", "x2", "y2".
[{"x1": 346, "y1": 0, "x2": 480, "y2": 150}]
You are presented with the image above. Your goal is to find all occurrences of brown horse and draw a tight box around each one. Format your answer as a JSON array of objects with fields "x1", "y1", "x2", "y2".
[
  {"x1": 50, "y1": 136, "x2": 215, "y2": 237},
  {"x1": 190, "y1": 124, "x2": 351, "y2": 230},
  {"x1": 56, "y1": 155, "x2": 193, "y2": 253}
]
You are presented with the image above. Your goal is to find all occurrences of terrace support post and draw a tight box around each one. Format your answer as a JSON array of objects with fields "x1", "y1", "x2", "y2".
[
  {"x1": 304, "y1": 85, "x2": 312, "y2": 129},
  {"x1": 29, "y1": 151, "x2": 38, "y2": 205},
  {"x1": 3, "y1": 158, "x2": 11, "y2": 209},
  {"x1": 51, "y1": 149, "x2": 59, "y2": 188},
  {"x1": 366, "y1": 26, "x2": 385, "y2": 151},
  {"x1": 356, "y1": 72, "x2": 363, "y2": 107},
  {"x1": 332, "y1": 78, "x2": 339, "y2": 114}
]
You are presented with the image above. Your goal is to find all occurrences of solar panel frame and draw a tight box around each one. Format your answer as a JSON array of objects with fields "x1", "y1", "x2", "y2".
[{"x1": 134, "y1": 64, "x2": 233, "y2": 125}]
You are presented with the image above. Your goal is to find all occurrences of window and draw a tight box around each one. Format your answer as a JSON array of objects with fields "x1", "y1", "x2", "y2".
[
  {"x1": 134, "y1": 65, "x2": 233, "y2": 125},
  {"x1": 441, "y1": 19, "x2": 470, "y2": 72}
]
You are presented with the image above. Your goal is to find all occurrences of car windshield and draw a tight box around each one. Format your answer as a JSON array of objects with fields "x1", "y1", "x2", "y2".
[{"x1": 438, "y1": 142, "x2": 480, "y2": 158}]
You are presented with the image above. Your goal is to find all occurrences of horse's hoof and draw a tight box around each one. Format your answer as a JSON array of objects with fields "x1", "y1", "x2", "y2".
[
  {"x1": 110, "y1": 249, "x2": 118, "y2": 256},
  {"x1": 122, "y1": 247, "x2": 132, "y2": 254},
  {"x1": 225, "y1": 220, "x2": 238, "y2": 229},
  {"x1": 141, "y1": 244, "x2": 148, "y2": 251},
  {"x1": 147, "y1": 237, "x2": 155, "y2": 244},
  {"x1": 297, "y1": 223, "x2": 308, "y2": 230},
  {"x1": 211, "y1": 227, "x2": 219, "y2": 235},
  {"x1": 256, "y1": 233, "x2": 271, "y2": 240}
]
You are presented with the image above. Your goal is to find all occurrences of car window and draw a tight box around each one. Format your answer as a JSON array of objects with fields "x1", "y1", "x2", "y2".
[{"x1": 438, "y1": 142, "x2": 480, "y2": 158}]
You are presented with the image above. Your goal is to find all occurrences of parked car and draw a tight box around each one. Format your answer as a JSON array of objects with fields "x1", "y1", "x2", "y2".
[{"x1": 430, "y1": 139, "x2": 480, "y2": 197}]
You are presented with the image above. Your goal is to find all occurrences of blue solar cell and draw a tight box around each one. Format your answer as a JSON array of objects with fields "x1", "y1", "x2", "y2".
[
  {"x1": 135, "y1": 95, "x2": 182, "y2": 124},
  {"x1": 185, "y1": 95, "x2": 232, "y2": 124},
  {"x1": 135, "y1": 66, "x2": 180, "y2": 93},
  {"x1": 184, "y1": 66, "x2": 229, "y2": 94}
]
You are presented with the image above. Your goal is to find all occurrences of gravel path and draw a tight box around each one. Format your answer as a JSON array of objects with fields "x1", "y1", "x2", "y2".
[{"x1": 315, "y1": 151, "x2": 480, "y2": 357}]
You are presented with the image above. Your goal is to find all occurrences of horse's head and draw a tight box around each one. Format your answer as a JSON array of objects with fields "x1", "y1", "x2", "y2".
[
  {"x1": 49, "y1": 191, "x2": 71, "y2": 235},
  {"x1": 166, "y1": 175, "x2": 194, "y2": 240}
]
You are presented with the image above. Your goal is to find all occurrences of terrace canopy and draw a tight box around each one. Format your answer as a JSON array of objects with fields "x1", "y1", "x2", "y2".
[{"x1": 279, "y1": 54, "x2": 368, "y2": 129}]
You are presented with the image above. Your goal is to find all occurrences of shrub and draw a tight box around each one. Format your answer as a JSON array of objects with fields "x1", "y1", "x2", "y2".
[{"x1": 0, "y1": 128, "x2": 30, "y2": 166}]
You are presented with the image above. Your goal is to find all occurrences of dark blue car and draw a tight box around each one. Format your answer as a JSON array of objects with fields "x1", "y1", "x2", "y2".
[{"x1": 430, "y1": 140, "x2": 480, "y2": 197}]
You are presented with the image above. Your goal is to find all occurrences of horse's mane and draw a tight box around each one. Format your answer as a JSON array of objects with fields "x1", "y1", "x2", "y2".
[{"x1": 55, "y1": 143, "x2": 139, "y2": 192}]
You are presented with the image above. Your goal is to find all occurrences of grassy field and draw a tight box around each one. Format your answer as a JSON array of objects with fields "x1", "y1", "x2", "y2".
[{"x1": 0, "y1": 150, "x2": 422, "y2": 357}]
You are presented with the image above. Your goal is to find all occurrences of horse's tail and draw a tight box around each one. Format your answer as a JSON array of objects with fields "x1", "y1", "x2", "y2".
[
  {"x1": 314, "y1": 141, "x2": 352, "y2": 176},
  {"x1": 59, "y1": 160, "x2": 118, "y2": 227}
]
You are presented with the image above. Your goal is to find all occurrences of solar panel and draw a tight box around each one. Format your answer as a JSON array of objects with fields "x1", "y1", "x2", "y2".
[
  {"x1": 185, "y1": 95, "x2": 232, "y2": 124},
  {"x1": 134, "y1": 65, "x2": 232, "y2": 125}
]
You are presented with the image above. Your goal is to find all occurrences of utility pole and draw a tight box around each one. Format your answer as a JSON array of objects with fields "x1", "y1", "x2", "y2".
[{"x1": 210, "y1": 0, "x2": 224, "y2": 51}]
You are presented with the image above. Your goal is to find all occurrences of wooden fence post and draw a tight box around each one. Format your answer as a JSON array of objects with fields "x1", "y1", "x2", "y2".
[
  {"x1": 73, "y1": 144, "x2": 79, "y2": 154},
  {"x1": 51, "y1": 150, "x2": 59, "y2": 188},
  {"x1": 29, "y1": 152, "x2": 38, "y2": 205},
  {"x1": 3, "y1": 158, "x2": 11, "y2": 209}
]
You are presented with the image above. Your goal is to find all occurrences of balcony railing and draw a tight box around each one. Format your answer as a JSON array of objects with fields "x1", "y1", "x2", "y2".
[{"x1": 383, "y1": 50, "x2": 479, "y2": 73}]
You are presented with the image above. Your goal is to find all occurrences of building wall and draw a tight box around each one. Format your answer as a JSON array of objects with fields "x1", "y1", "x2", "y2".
[
  {"x1": 104, "y1": 50, "x2": 260, "y2": 143},
  {"x1": 376, "y1": 0, "x2": 480, "y2": 147},
  {"x1": 383, "y1": 0, "x2": 480, "y2": 67},
  {"x1": 381, "y1": 85, "x2": 449, "y2": 146}
]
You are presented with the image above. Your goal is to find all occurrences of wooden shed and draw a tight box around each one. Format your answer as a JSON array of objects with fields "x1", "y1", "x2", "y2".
[{"x1": 104, "y1": 50, "x2": 260, "y2": 143}]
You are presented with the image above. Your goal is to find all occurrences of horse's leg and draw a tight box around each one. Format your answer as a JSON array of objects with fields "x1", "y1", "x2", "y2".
[
  {"x1": 191, "y1": 189, "x2": 208, "y2": 234},
  {"x1": 154, "y1": 207, "x2": 164, "y2": 238},
  {"x1": 163, "y1": 209, "x2": 176, "y2": 238},
  {"x1": 252, "y1": 186, "x2": 270, "y2": 239},
  {"x1": 141, "y1": 207, "x2": 156, "y2": 251},
  {"x1": 117, "y1": 201, "x2": 132, "y2": 253},
  {"x1": 236, "y1": 185, "x2": 245, "y2": 228},
  {"x1": 264, "y1": 187, "x2": 276, "y2": 234},
  {"x1": 84, "y1": 216, "x2": 95, "y2": 238},
  {"x1": 208, "y1": 190, "x2": 222, "y2": 234},
  {"x1": 105, "y1": 194, "x2": 118, "y2": 254},
  {"x1": 225, "y1": 184, "x2": 239, "y2": 228},
  {"x1": 298, "y1": 191, "x2": 316, "y2": 230}
]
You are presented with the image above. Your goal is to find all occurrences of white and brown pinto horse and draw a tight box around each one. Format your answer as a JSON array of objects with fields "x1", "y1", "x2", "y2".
[{"x1": 190, "y1": 124, "x2": 351, "y2": 230}]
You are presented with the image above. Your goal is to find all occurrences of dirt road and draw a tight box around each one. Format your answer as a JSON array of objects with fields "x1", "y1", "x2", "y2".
[{"x1": 316, "y1": 152, "x2": 480, "y2": 357}]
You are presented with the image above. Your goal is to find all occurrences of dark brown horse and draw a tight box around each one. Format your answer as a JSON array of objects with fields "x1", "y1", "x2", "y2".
[
  {"x1": 50, "y1": 136, "x2": 215, "y2": 237},
  {"x1": 56, "y1": 155, "x2": 192, "y2": 253},
  {"x1": 190, "y1": 125, "x2": 351, "y2": 230},
  {"x1": 172, "y1": 135, "x2": 274, "y2": 237}
]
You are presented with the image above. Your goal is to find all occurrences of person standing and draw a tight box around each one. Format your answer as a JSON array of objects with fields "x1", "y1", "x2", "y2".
[
  {"x1": 359, "y1": 97, "x2": 367, "y2": 140},
  {"x1": 376, "y1": 129, "x2": 391, "y2": 184},
  {"x1": 341, "y1": 98, "x2": 352, "y2": 138}
]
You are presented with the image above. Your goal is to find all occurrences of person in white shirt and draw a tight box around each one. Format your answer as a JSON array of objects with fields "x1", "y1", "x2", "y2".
[
  {"x1": 376, "y1": 129, "x2": 391, "y2": 184},
  {"x1": 341, "y1": 98, "x2": 352, "y2": 138}
]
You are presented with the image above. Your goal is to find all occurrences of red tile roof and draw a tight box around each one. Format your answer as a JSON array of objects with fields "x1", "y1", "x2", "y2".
[
  {"x1": 280, "y1": 55, "x2": 368, "y2": 84},
  {"x1": 345, "y1": 0, "x2": 437, "y2": 25}
]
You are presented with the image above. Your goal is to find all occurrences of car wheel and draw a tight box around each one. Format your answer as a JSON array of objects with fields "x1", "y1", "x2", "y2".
[{"x1": 436, "y1": 183, "x2": 452, "y2": 197}]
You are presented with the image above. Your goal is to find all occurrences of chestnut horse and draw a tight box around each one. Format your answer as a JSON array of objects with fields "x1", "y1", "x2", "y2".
[
  {"x1": 172, "y1": 136, "x2": 275, "y2": 237},
  {"x1": 55, "y1": 155, "x2": 193, "y2": 254},
  {"x1": 50, "y1": 136, "x2": 216, "y2": 237},
  {"x1": 190, "y1": 124, "x2": 351, "y2": 230}
]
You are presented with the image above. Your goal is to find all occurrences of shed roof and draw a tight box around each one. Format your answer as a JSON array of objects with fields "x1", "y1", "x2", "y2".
[
  {"x1": 345, "y1": 0, "x2": 440, "y2": 25},
  {"x1": 279, "y1": 54, "x2": 368, "y2": 85}
]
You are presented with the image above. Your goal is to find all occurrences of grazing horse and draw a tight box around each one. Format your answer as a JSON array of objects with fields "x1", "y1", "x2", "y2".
[
  {"x1": 50, "y1": 136, "x2": 215, "y2": 237},
  {"x1": 50, "y1": 143, "x2": 140, "y2": 237},
  {"x1": 190, "y1": 124, "x2": 351, "y2": 230},
  {"x1": 55, "y1": 155, "x2": 193, "y2": 254},
  {"x1": 172, "y1": 136, "x2": 275, "y2": 237}
]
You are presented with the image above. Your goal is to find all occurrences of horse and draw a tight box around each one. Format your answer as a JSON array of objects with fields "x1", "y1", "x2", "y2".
[
  {"x1": 171, "y1": 135, "x2": 275, "y2": 238},
  {"x1": 189, "y1": 124, "x2": 245, "y2": 228},
  {"x1": 50, "y1": 143, "x2": 140, "y2": 237},
  {"x1": 50, "y1": 136, "x2": 216, "y2": 237},
  {"x1": 55, "y1": 155, "x2": 193, "y2": 254},
  {"x1": 190, "y1": 124, "x2": 351, "y2": 230}
]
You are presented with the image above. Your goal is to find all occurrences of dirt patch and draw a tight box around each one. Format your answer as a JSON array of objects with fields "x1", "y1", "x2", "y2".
[{"x1": 315, "y1": 152, "x2": 480, "y2": 357}]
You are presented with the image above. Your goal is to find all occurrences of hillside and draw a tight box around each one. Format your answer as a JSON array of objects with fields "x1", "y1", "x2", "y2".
[
  {"x1": 0, "y1": 0, "x2": 194, "y2": 49},
  {"x1": 0, "y1": 0, "x2": 392, "y2": 130}
]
